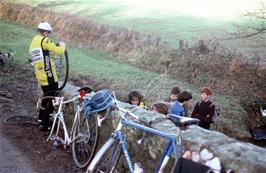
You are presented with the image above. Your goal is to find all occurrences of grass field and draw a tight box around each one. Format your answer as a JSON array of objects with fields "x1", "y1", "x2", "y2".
[
  {"x1": 0, "y1": 20, "x2": 189, "y2": 93},
  {"x1": 11, "y1": 0, "x2": 264, "y2": 55},
  {"x1": 0, "y1": 20, "x2": 249, "y2": 138}
]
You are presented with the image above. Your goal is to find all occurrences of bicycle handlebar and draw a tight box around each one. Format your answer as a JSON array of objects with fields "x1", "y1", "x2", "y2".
[
  {"x1": 110, "y1": 96, "x2": 154, "y2": 145},
  {"x1": 1, "y1": 53, "x2": 10, "y2": 58},
  {"x1": 120, "y1": 107, "x2": 151, "y2": 126},
  {"x1": 38, "y1": 85, "x2": 94, "y2": 110},
  {"x1": 38, "y1": 95, "x2": 79, "y2": 110},
  {"x1": 1, "y1": 48, "x2": 15, "y2": 58},
  {"x1": 38, "y1": 96, "x2": 57, "y2": 110}
]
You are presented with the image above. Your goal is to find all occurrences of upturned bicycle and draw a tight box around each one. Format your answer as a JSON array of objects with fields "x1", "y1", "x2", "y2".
[{"x1": 0, "y1": 48, "x2": 15, "y2": 66}]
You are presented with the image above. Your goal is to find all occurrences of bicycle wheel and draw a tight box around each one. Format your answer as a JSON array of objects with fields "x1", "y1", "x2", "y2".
[
  {"x1": 4, "y1": 116, "x2": 37, "y2": 125},
  {"x1": 86, "y1": 138, "x2": 122, "y2": 173},
  {"x1": 55, "y1": 49, "x2": 69, "y2": 90},
  {"x1": 5, "y1": 48, "x2": 14, "y2": 65},
  {"x1": 72, "y1": 112, "x2": 99, "y2": 168}
]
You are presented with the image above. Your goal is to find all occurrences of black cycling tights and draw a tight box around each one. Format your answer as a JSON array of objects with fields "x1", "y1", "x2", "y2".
[{"x1": 39, "y1": 82, "x2": 58, "y2": 128}]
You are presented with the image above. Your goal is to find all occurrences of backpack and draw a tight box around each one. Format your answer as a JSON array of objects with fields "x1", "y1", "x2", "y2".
[
  {"x1": 210, "y1": 103, "x2": 220, "y2": 123},
  {"x1": 197, "y1": 101, "x2": 220, "y2": 123}
]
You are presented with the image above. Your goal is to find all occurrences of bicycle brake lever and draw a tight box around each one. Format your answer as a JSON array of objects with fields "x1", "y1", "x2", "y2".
[
  {"x1": 136, "y1": 119, "x2": 151, "y2": 145},
  {"x1": 36, "y1": 98, "x2": 42, "y2": 109},
  {"x1": 52, "y1": 97, "x2": 61, "y2": 106},
  {"x1": 137, "y1": 132, "x2": 147, "y2": 144},
  {"x1": 97, "y1": 115, "x2": 105, "y2": 127}
]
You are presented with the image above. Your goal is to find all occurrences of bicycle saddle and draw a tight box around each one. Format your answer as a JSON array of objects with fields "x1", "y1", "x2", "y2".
[
  {"x1": 78, "y1": 86, "x2": 93, "y2": 94},
  {"x1": 167, "y1": 114, "x2": 200, "y2": 127}
]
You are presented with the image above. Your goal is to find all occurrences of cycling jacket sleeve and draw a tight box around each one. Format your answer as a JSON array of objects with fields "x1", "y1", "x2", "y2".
[{"x1": 42, "y1": 38, "x2": 65, "y2": 56}]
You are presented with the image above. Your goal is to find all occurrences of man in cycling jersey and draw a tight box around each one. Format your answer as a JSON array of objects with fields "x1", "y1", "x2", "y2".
[{"x1": 29, "y1": 21, "x2": 66, "y2": 131}]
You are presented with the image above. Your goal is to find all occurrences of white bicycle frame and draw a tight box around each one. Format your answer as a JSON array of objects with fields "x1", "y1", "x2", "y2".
[
  {"x1": 46, "y1": 96, "x2": 85, "y2": 146},
  {"x1": 45, "y1": 91, "x2": 113, "y2": 146}
]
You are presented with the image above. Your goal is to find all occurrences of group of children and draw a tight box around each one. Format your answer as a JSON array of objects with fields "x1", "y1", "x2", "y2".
[{"x1": 127, "y1": 86, "x2": 217, "y2": 130}]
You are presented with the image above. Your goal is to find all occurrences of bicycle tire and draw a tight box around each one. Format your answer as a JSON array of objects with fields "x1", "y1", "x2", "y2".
[
  {"x1": 72, "y1": 112, "x2": 99, "y2": 168},
  {"x1": 55, "y1": 49, "x2": 69, "y2": 91},
  {"x1": 86, "y1": 138, "x2": 122, "y2": 173},
  {"x1": 4, "y1": 116, "x2": 37, "y2": 125}
]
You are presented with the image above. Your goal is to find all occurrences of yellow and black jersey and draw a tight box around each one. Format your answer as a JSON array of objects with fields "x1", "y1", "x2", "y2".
[{"x1": 29, "y1": 35, "x2": 65, "y2": 86}]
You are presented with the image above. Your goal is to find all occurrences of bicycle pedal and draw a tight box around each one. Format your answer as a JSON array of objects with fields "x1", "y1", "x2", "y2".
[
  {"x1": 63, "y1": 144, "x2": 68, "y2": 149},
  {"x1": 53, "y1": 138, "x2": 63, "y2": 148},
  {"x1": 49, "y1": 135, "x2": 57, "y2": 141}
]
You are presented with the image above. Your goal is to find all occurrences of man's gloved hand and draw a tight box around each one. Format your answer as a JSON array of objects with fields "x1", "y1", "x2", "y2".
[
  {"x1": 58, "y1": 41, "x2": 66, "y2": 52},
  {"x1": 59, "y1": 41, "x2": 65, "y2": 47}
]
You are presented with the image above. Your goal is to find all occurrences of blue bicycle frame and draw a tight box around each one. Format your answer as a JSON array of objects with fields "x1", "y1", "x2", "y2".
[{"x1": 108, "y1": 109, "x2": 181, "y2": 173}]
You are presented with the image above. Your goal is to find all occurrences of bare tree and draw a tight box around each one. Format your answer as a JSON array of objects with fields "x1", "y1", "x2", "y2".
[{"x1": 231, "y1": 2, "x2": 265, "y2": 39}]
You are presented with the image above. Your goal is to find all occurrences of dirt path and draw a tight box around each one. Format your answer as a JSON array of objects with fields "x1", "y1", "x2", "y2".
[
  {"x1": 0, "y1": 133, "x2": 37, "y2": 173},
  {"x1": 0, "y1": 64, "x2": 84, "y2": 173}
]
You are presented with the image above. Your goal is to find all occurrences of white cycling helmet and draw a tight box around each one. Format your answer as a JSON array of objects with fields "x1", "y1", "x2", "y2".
[{"x1": 37, "y1": 22, "x2": 52, "y2": 32}]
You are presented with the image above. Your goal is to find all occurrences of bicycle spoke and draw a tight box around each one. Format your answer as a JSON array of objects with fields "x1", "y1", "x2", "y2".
[
  {"x1": 55, "y1": 50, "x2": 69, "y2": 90},
  {"x1": 95, "y1": 140, "x2": 122, "y2": 173},
  {"x1": 72, "y1": 113, "x2": 99, "y2": 168}
]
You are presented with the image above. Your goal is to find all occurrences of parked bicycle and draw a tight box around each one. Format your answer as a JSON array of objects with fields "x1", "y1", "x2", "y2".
[
  {"x1": 86, "y1": 93, "x2": 194, "y2": 173},
  {"x1": 40, "y1": 86, "x2": 99, "y2": 168},
  {"x1": 0, "y1": 48, "x2": 15, "y2": 66}
]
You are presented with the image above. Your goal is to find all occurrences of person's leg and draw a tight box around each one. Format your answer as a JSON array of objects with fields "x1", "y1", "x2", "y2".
[
  {"x1": 39, "y1": 86, "x2": 49, "y2": 126},
  {"x1": 0, "y1": 53, "x2": 4, "y2": 66},
  {"x1": 40, "y1": 82, "x2": 58, "y2": 130},
  {"x1": 199, "y1": 122, "x2": 210, "y2": 130}
]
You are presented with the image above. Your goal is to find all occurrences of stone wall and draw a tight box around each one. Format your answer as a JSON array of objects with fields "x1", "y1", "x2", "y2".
[{"x1": 63, "y1": 83, "x2": 266, "y2": 173}]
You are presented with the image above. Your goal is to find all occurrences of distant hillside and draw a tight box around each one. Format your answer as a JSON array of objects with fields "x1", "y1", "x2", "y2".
[{"x1": 11, "y1": 0, "x2": 265, "y2": 56}]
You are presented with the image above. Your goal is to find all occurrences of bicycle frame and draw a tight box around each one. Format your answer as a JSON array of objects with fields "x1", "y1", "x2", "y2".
[
  {"x1": 88, "y1": 106, "x2": 182, "y2": 173},
  {"x1": 46, "y1": 96, "x2": 82, "y2": 145},
  {"x1": 117, "y1": 119, "x2": 179, "y2": 173},
  {"x1": 41, "y1": 86, "x2": 99, "y2": 168},
  {"x1": 47, "y1": 97, "x2": 75, "y2": 145},
  {"x1": 46, "y1": 92, "x2": 102, "y2": 144}
]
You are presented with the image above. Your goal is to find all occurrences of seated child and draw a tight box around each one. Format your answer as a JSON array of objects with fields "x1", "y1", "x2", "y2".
[
  {"x1": 128, "y1": 90, "x2": 146, "y2": 109},
  {"x1": 151, "y1": 102, "x2": 169, "y2": 115}
]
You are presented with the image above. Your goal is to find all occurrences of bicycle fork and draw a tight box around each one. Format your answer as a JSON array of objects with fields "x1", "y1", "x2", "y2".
[
  {"x1": 47, "y1": 113, "x2": 68, "y2": 147},
  {"x1": 47, "y1": 113, "x2": 60, "y2": 141},
  {"x1": 154, "y1": 139, "x2": 178, "y2": 173},
  {"x1": 115, "y1": 131, "x2": 135, "y2": 173}
]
